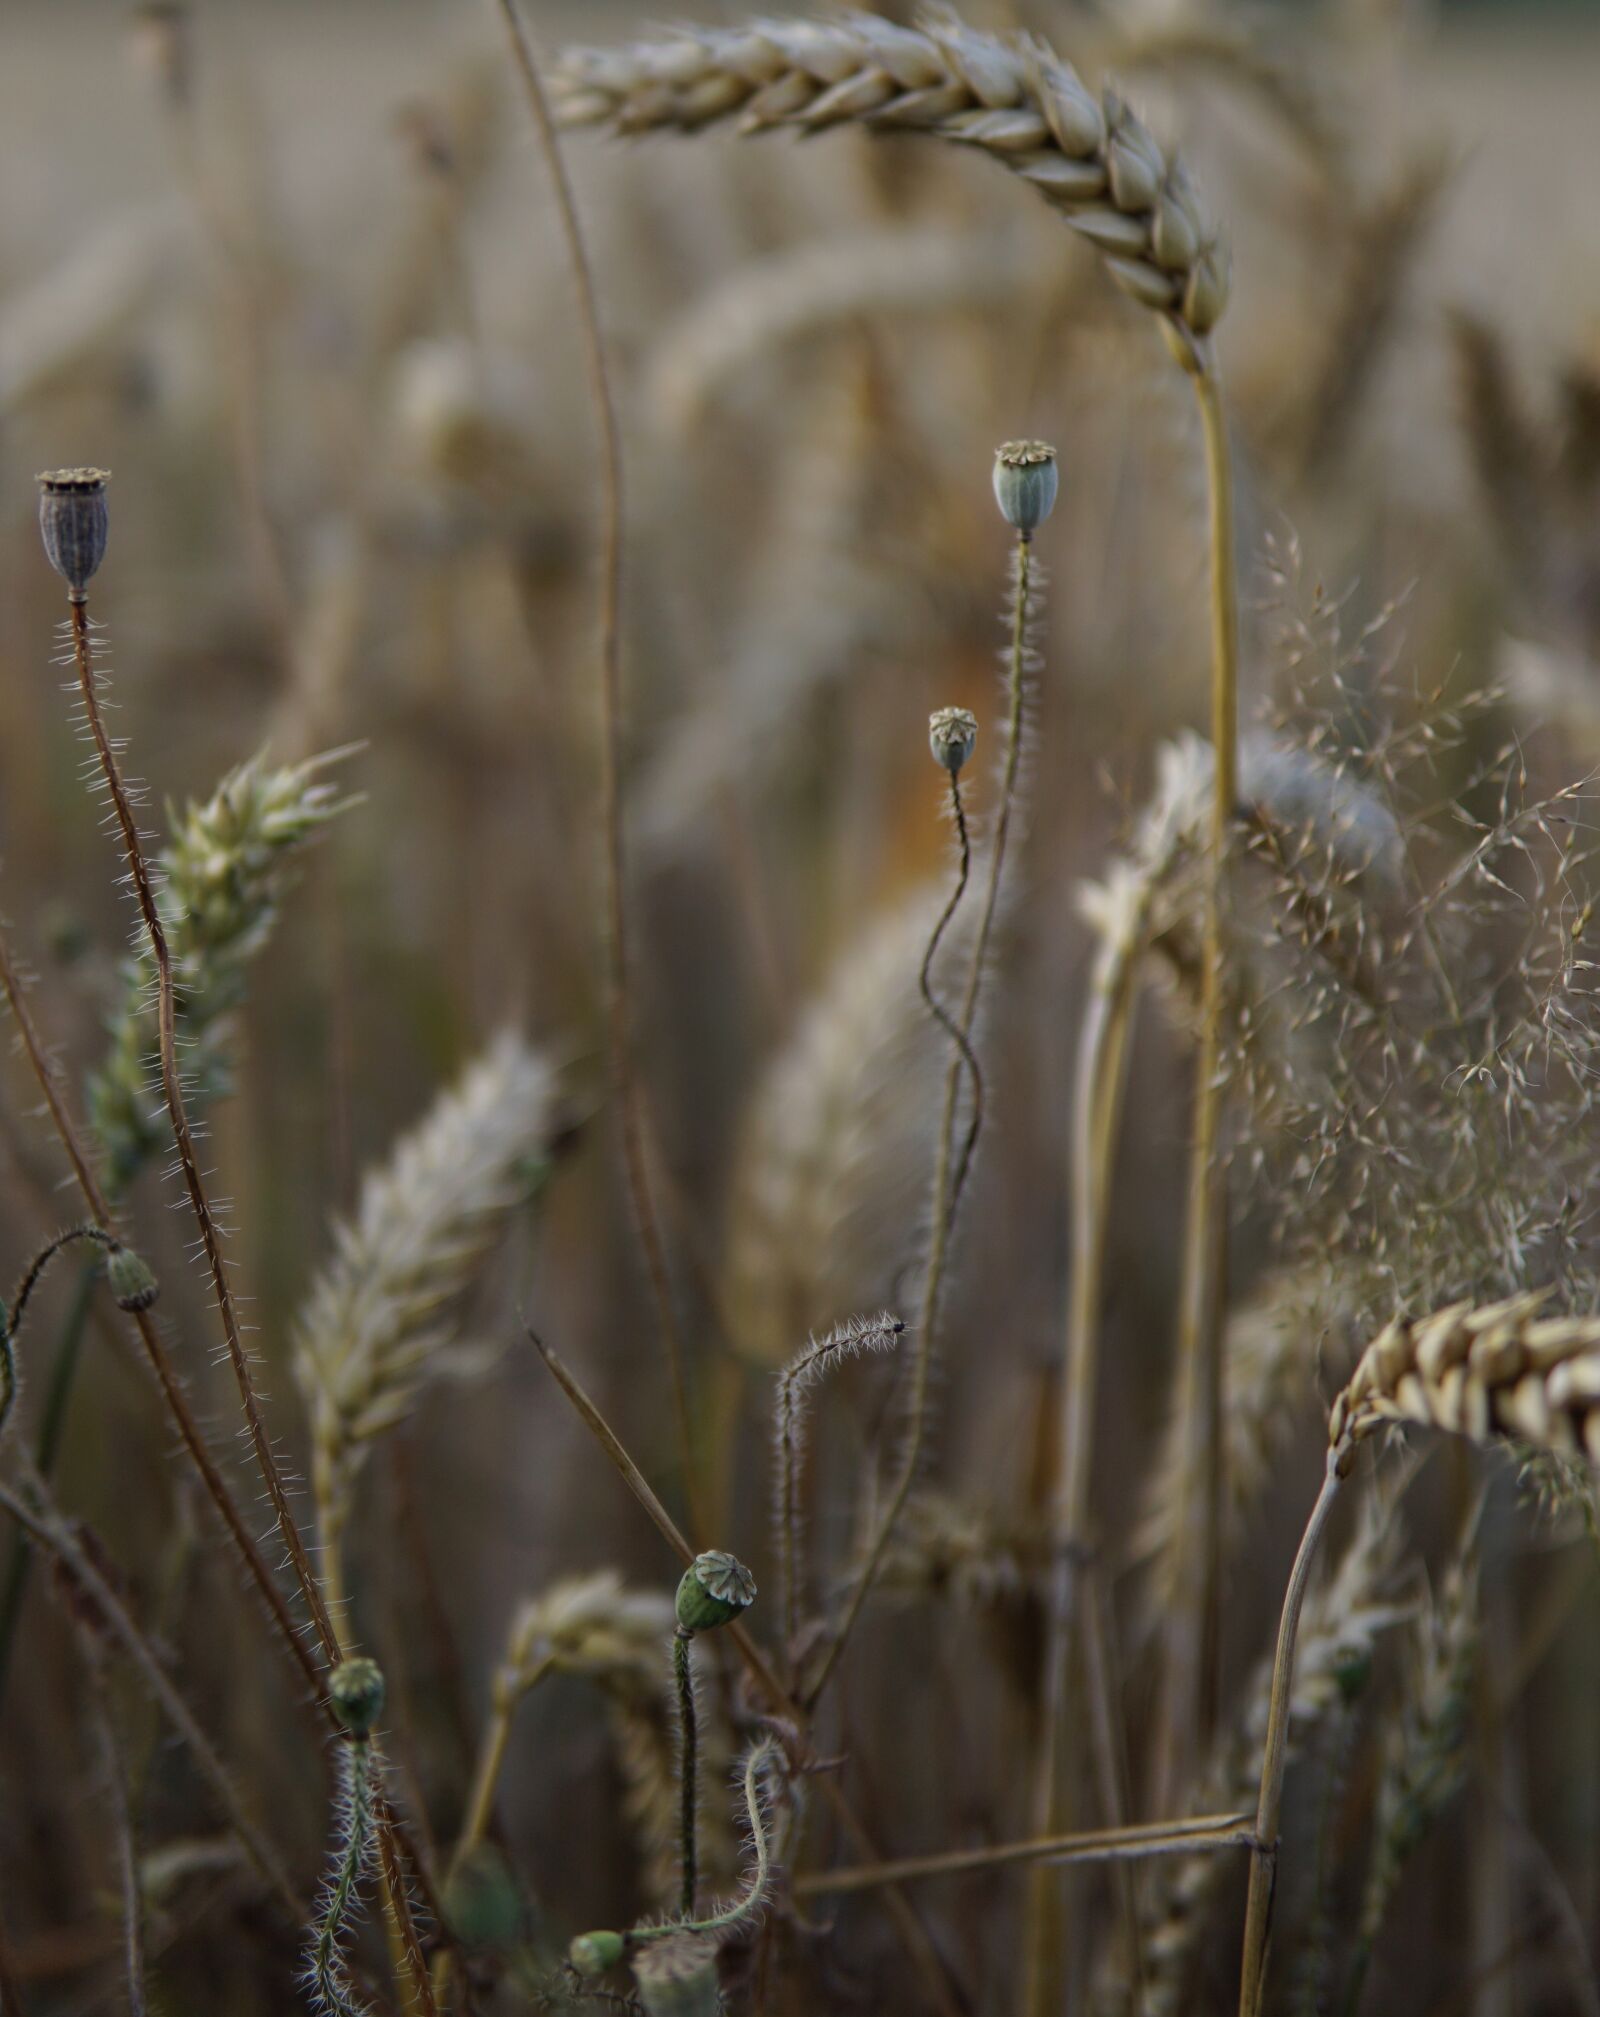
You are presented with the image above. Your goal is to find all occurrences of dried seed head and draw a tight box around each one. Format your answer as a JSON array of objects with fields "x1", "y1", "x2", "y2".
[
  {"x1": 633, "y1": 1933, "x2": 722, "y2": 2016},
  {"x1": 992, "y1": 440, "x2": 1058, "y2": 536},
  {"x1": 104, "y1": 1242, "x2": 159, "y2": 1315},
  {"x1": 329, "y1": 1656, "x2": 385, "y2": 1736},
  {"x1": 569, "y1": 1930, "x2": 626, "y2": 1978},
  {"x1": 675, "y1": 1549, "x2": 757, "y2": 1634},
  {"x1": 36, "y1": 469, "x2": 110, "y2": 600},
  {"x1": 928, "y1": 706, "x2": 979, "y2": 775}
]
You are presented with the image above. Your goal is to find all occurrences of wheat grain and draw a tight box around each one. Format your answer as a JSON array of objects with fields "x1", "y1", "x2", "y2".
[
  {"x1": 554, "y1": 10, "x2": 1230, "y2": 338},
  {"x1": 1329, "y1": 1292, "x2": 1600, "y2": 1461}
]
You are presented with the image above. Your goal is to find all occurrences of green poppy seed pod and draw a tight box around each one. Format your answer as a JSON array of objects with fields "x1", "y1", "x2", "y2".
[
  {"x1": 928, "y1": 707, "x2": 978, "y2": 776},
  {"x1": 329, "y1": 1656, "x2": 385, "y2": 1736},
  {"x1": 569, "y1": 1930, "x2": 626, "y2": 1978},
  {"x1": 633, "y1": 1933, "x2": 722, "y2": 2017},
  {"x1": 37, "y1": 469, "x2": 110, "y2": 600},
  {"x1": 104, "y1": 1242, "x2": 159, "y2": 1315},
  {"x1": 992, "y1": 441, "x2": 1058, "y2": 537},
  {"x1": 675, "y1": 1549, "x2": 756, "y2": 1635}
]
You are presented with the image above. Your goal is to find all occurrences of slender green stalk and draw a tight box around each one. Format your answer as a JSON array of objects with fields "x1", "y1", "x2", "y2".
[
  {"x1": 810, "y1": 534, "x2": 1035, "y2": 1707},
  {"x1": 1025, "y1": 869, "x2": 1153, "y2": 2013},
  {"x1": 491, "y1": 0, "x2": 703, "y2": 1540},
  {"x1": 1236, "y1": 1450, "x2": 1346, "y2": 2017},
  {"x1": 1154, "y1": 342, "x2": 1241, "y2": 1808}
]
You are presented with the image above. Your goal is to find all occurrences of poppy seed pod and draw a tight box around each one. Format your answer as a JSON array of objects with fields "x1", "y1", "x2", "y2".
[
  {"x1": 36, "y1": 469, "x2": 110, "y2": 599},
  {"x1": 329, "y1": 1656, "x2": 386, "y2": 1737},
  {"x1": 929, "y1": 706, "x2": 979, "y2": 776},
  {"x1": 675, "y1": 1549, "x2": 756, "y2": 1634},
  {"x1": 992, "y1": 441, "x2": 1058, "y2": 537},
  {"x1": 105, "y1": 1242, "x2": 159, "y2": 1315}
]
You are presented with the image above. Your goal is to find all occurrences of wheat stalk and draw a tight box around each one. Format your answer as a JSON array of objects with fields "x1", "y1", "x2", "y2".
[
  {"x1": 293, "y1": 1032, "x2": 560, "y2": 1606},
  {"x1": 554, "y1": 10, "x2": 1229, "y2": 338}
]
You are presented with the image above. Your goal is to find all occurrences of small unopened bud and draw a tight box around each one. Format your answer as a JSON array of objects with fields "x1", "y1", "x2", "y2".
[
  {"x1": 992, "y1": 441, "x2": 1058, "y2": 537},
  {"x1": 675, "y1": 1550, "x2": 756, "y2": 1635},
  {"x1": 929, "y1": 707, "x2": 978, "y2": 776},
  {"x1": 37, "y1": 469, "x2": 110, "y2": 599},
  {"x1": 104, "y1": 1242, "x2": 159, "y2": 1315},
  {"x1": 329, "y1": 1656, "x2": 385, "y2": 1736},
  {"x1": 569, "y1": 1930, "x2": 626, "y2": 1978}
]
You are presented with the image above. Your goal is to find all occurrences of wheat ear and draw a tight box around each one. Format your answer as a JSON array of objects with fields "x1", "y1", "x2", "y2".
[
  {"x1": 293, "y1": 1032, "x2": 559, "y2": 1619},
  {"x1": 554, "y1": 11, "x2": 1229, "y2": 336},
  {"x1": 1238, "y1": 1295, "x2": 1600, "y2": 2017}
]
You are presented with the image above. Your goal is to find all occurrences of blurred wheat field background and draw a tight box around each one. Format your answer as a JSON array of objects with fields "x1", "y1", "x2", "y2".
[{"x1": 5, "y1": 3, "x2": 1600, "y2": 2015}]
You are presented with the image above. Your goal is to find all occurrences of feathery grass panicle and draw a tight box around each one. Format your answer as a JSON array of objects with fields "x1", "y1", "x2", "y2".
[
  {"x1": 294, "y1": 1033, "x2": 560, "y2": 1568},
  {"x1": 89, "y1": 749, "x2": 357, "y2": 1183},
  {"x1": 554, "y1": 11, "x2": 1229, "y2": 338},
  {"x1": 775, "y1": 1312, "x2": 906, "y2": 1652},
  {"x1": 723, "y1": 883, "x2": 974, "y2": 1367}
]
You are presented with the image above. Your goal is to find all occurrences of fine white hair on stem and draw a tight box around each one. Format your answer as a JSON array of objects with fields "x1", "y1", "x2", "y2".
[{"x1": 774, "y1": 1312, "x2": 907, "y2": 1655}]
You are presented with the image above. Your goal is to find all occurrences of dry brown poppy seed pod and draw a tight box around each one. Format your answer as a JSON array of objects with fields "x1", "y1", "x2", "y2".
[{"x1": 37, "y1": 469, "x2": 110, "y2": 600}]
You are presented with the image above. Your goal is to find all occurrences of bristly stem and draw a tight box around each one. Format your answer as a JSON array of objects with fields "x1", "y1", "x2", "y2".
[
  {"x1": 809, "y1": 533, "x2": 1034, "y2": 1709},
  {"x1": 675, "y1": 1629, "x2": 700, "y2": 1918},
  {"x1": 492, "y1": 0, "x2": 703, "y2": 1540},
  {"x1": 0, "y1": 923, "x2": 326, "y2": 1708},
  {"x1": 775, "y1": 1314, "x2": 906, "y2": 1669},
  {"x1": 1236, "y1": 1449, "x2": 1347, "y2": 2017},
  {"x1": 64, "y1": 596, "x2": 341, "y2": 1672},
  {"x1": 87, "y1": 1655, "x2": 149, "y2": 2017},
  {"x1": 1154, "y1": 342, "x2": 1240, "y2": 1808},
  {"x1": 919, "y1": 772, "x2": 984, "y2": 1200},
  {"x1": 308, "y1": 1735, "x2": 379, "y2": 2017}
]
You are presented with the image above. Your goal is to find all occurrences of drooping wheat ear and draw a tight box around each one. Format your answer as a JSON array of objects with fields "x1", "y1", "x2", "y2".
[
  {"x1": 774, "y1": 1312, "x2": 906, "y2": 1657},
  {"x1": 1130, "y1": 1504, "x2": 1406, "y2": 2017},
  {"x1": 1346, "y1": 1559, "x2": 1477, "y2": 2012},
  {"x1": 1132, "y1": 1275, "x2": 1353, "y2": 1628},
  {"x1": 88, "y1": 749, "x2": 357, "y2": 1186},
  {"x1": 553, "y1": 10, "x2": 1229, "y2": 339},
  {"x1": 1328, "y1": 1292, "x2": 1600, "y2": 1461},
  {"x1": 294, "y1": 1033, "x2": 560, "y2": 1604},
  {"x1": 723, "y1": 882, "x2": 973, "y2": 1368}
]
